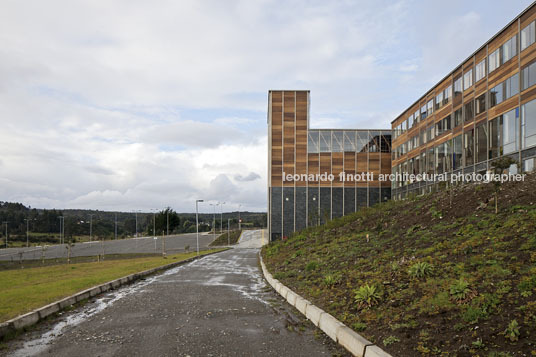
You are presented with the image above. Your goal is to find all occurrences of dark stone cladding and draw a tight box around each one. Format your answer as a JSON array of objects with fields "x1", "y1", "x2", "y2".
[
  {"x1": 319, "y1": 187, "x2": 331, "y2": 225},
  {"x1": 343, "y1": 187, "x2": 355, "y2": 215},
  {"x1": 270, "y1": 187, "x2": 282, "y2": 241},
  {"x1": 295, "y1": 187, "x2": 307, "y2": 232},
  {"x1": 283, "y1": 187, "x2": 295, "y2": 237},
  {"x1": 332, "y1": 188, "x2": 343, "y2": 219}
]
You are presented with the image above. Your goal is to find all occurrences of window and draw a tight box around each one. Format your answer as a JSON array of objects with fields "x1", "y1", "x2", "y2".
[
  {"x1": 436, "y1": 92, "x2": 443, "y2": 110},
  {"x1": 504, "y1": 73, "x2": 519, "y2": 99},
  {"x1": 463, "y1": 68, "x2": 473, "y2": 90},
  {"x1": 501, "y1": 35, "x2": 517, "y2": 63},
  {"x1": 332, "y1": 131, "x2": 343, "y2": 152},
  {"x1": 420, "y1": 129, "x2": 426, "y2": 145},
  {"x1": 435, "y1": 144, "x2": 445, "y2": 174},
  {"x1": 436, "y1": 115, "x2": 451, "y2": 136},
  {"x1": 454, "y1": 76, "x2": 462, "y2": 96},
  {"x1": 524, "y1": 158, "x2": 535, "y2": 172},
  {"x1": 308, "y1": 131, "x2": 319, "y2": 153},
  {"x1": 489, "y1": 82, "x2": 503, "y2": 107},
  {"x1": 453, "y1": 135, "x2": 463, "y2": 170},
  {"x1": 464, "y1": 129, "x2": 475, "y2": 166},
  {"x1": 521, "y1": 21, "x2": 536, "y2": 51},
  {"x1": 443, "y1": 86, "x2": 452, "y2": 104},
  {"x1": 454, "y1": 108, "x2": 462, "y2": 127},
  {"x1": 475, "y1": 93, "x2": 486, "y2": 114},
  {"x1": 421, "y1": 104, "x2": 427, "y2": 120},
  {"x1": 522, "y1": 99, "x2": 536, "y2": 148},
  {"x1": 427, "y1": 99, "x2": 434, "y2": 116},
  {"x1": 489, "y1": 108, "x2": 519, "y2": 158},
  {"x1": 427, "y1": 124, "x2": 435, "y2": 142},
  {"x1": 426, "y1": 147, "x2": 434, "y2": 174},
  {"x1": 464, "y1": 100, "x2": 474, "y2": 122},
  {"x1": 488, "y1": 48, "x2": 500, "y2": 73},
  {"x1": 414, "y1": 110, "x2": 420, "y2": 123},
  {"x1": 409, "y1": 114, "x2": 415, "y2": 128},
  {"x1": 476, "y1": 123, "x2": 487, "y2": 163},
  {"x1": 522, "y1": 61, "x2": 536, "y2": 90},
  {"x1": 319, "y1": 131, "x2": 331, "y2": 152},
  {"x1": 475, "y1": 59, "x2": 486, "y2": 82},
  {"x1": 343, "y1": 131, "x2": 356, "y2": 151}
]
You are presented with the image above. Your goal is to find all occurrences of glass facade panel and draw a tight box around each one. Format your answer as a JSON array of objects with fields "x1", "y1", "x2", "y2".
[
  {"x1": 453, "y1": 135, "x2": 463, "y2": 170},
  {"x1": 319, "y1": 131, "x2": 331, "y2": 152},
  {"x1": 489, "y1": 118, "x2": 499, "y2": 159},
  {"x1": 522, "y1": 99, "x2": 536, "y2": 148},
  {"x1": 476, "y1": 59, "x2": 486, "y2": 82},
  {"x1": 356, "y1": 131, "x2": 369, "y2": 153},
  {"x1": 502, "y1": 35, "x2": 517, "y2": 63},
  {"x1": 464, "y1": 100, "x2": 474, "y2": 122},
  {"x1": 522, "y1": 61, "x2": 536, "y2": 90},
  {"x1": 463, "y1": 68, "x2": 473, "y2": 90},
  {"x1": 475, "y1": 93, "x2": 486, "y2": 114},
  {"x1": 489, "y1": 48, "x2": 500, "y2": 73},
  {"x1": 490, "y1": 83, "x2": 503, "y2": 107},
  {"x1": 503, "y1": 108, "x2": 519, "y2": 155},
  {"x1": 454, "y1": 108, "x2": 462, "y2": 127},
  {"x1": 464, "y1": 129, "x2": 475, "y2": 166},
  {"x1": 343, "y1": 131, "x2": 356, "y2": 151},
  {"x1": 308, "y1": 131, "x2": 319, "y2": 153},
  {"x1": 476, "y1": 123, "x2": 487, "y2": 163},
  {"x1": 332, "y1": 131, "x2": 344, "y2": 152},
  {"x1": 505, "y1": 73, "x2": 519, "y2": 99},
  {"x1": 454, "y1": 76, "x2": 462, "y2": 96},
  {"x1": 521, "y1": 21, "x2": 536, "y2": 51}
]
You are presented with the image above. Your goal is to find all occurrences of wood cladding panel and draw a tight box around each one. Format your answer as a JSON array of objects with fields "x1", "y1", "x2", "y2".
[
  {"x1": 356, "y1": 153, "x2": 368, "y2": 187},
  {"x1": 270, "y1": 91, "x2": 283, "y2": 186},
  {"x1": 332, "y1": 152, "x2": 344, "y2": 187},
  {"x1": 521, "y1": 45, "x2": 536, "y2": 67},
  {"x1": 295, "y1": 92, "x2": 308, "y2": 187},
  {"x1": 488, "y1": 59, "x2": 519, "y2": 87},
  {"x1": 521, "y1": 5, "x2": 536, "y2": 27},
  {"x1": 343, "y1": 152, "x2": 356, "y2": 188},
  {"x1": 488, "y1": 22, "x2": 518, "y2": 53},
  {"x1": 488, "y1": 96, "x2": 518, "y2": 119},
  {"x1": 319, "y1": 153, "x2": 331, "y2": 187},
  {"x1": 521, "y1": 85, "x2": 536, "y2": 104},
  {"x1": 308, "y1": 153, "x2": 319, "y2": 186},
  {"x1": 282, "y1": 91, "x2": 295, "y2": 187}
]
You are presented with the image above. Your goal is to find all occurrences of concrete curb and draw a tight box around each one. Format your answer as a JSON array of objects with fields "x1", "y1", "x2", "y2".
[
  {"x1": 259, "y1": 254, "x2": 392, "y2": 357},
  {"x1": 0, "y1": 249, "x2": 226, "y2": 340}
]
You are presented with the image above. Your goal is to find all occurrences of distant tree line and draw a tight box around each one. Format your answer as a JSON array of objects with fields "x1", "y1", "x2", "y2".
[{"x1": 0, "y1": 202, "x2": 266, "y2": 246}]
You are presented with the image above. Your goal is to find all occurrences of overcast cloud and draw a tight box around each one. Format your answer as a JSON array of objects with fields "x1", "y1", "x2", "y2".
[{"x1": 0, "y1": 0, "x2": 532, "y2": 212}]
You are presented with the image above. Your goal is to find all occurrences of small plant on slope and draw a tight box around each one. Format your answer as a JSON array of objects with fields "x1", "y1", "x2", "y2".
[
  {"x1": 449, "y1": 278, "x2": 476, "y2": 304},
  {"x1": 408, "y1": 262, "x2": 434, "y2": 279},
  {"x1": 504, "y1": 319, "x2": 520, "y2": 342},
  {"x1": 354, "y1": 284, "x2": 382, "y2": 309}
]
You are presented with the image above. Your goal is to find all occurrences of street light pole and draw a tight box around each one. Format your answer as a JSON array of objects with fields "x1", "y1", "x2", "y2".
[
  {"x1": 238, "y1": 204, "x2": 241, "y2": 231},
  {"x1": 195, "y1": 200, "x2": 204, "y2": 255},
  {"x1": 114, "y1": 213, "x2": 117, "y2": 240},
  {"x1": 89, "y1": 214, "x2": 93, "y2": 242},
  {"x1": 153, "y1": 210, "x2": 156, "y2": 238},
  {"x1": 220, "y1": 202, "x2": 225, "y2": 234},
  {"x1": 210, "y1": 203, "x2": 216, "y2": 242},
  {"x1": 135, "y1": 211, "x2": 138, "y2": 238},
  {"x1": 166, "y1": 210, "x2": 169, "y2": 236}
]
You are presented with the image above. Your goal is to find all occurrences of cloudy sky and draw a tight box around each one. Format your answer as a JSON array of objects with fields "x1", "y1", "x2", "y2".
[{"x1": 0, "y1": 0, "x2": 532, "y2": 213}]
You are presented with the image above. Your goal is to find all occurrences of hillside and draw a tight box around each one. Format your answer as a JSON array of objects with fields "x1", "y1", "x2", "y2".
[{"x1": 262, "y1": 173, "x2": 536, "y2": 356}]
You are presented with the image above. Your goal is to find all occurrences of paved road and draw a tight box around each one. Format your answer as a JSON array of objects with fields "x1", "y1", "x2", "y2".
[
  {"x1": 3, "y1": 230, "x2": 347, "y2": 356},
  {"x1": 0, "y1": 233, "x2": 216, "y2": 261}
]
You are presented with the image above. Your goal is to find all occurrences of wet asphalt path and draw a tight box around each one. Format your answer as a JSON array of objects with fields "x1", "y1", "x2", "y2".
[{"x1": 4, "y1": 231, "x2": 347, "y2": 356}]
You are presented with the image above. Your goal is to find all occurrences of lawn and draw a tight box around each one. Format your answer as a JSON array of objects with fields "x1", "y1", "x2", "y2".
[
  {"x1": 209, "y1": 230, "x2": 242, "y2": 246},
  {"x1": 0, "y1": 249, "x2": 225, "y2": 322},
  {"x1": 262, "y1": 173, "x2": 536, "y2": 356}
]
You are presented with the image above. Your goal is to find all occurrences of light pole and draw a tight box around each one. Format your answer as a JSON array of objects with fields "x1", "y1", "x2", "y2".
[
  {"x1": 152, "y1": 209, "x2": 157, "y2": 238},
  {"x1": 219, "y1": 202, "x2": 225, "y2": 234},
  {"x1": 89, "y1": 214, "x2": 93, "y2": 242},
  {"x1": 166, "y1": 209, "x2": 169, "y2": 236},
  {"x1": 2, "y1": 222, "x2": 8, "y2": 249},
  {"x1": 58, "y1": 216, "x2": 64, "y2": 245},
  {"x1": 238, "y1": 204, "x2": 242, "y2": 231},
  {"x1": 227, "y1": 218, "x2": 230, "y2": 245},
  {"x1": 114, "y1": 213, "x2": 118, "y2": 240},
  {"x1": 195, "y1": 199, "x2": 203, "y2": 255},
  {"x1": 209, "y1": 203, "x2": 216, "y2": 242}
]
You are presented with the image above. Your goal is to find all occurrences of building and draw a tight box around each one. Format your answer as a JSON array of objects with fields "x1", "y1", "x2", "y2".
[
  {"x1": 267, "y1": 90, "x2": 391, "y2": 241},
  {"x1": 392, "y1": 2, "x2": 536, "y2": 199}
]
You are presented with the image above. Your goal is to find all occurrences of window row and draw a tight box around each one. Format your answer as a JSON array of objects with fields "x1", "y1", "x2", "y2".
[
  {"x1": 308, "y1": 130, "x2": 391, "y2": 154},
  {"x1": 393, "y1": 99, "x2": 536, "y2": 185}
]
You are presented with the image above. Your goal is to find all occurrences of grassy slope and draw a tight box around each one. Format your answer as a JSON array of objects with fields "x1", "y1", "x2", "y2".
[
  {"x1": 0, "y1": 249, "x2": 224, "y2": 322},
  {"x1": 209, "y1": 230, "x2": 242, "y2": 246},
  {"x1": 262, "y1": 174, "x2": 536, "y2": 356}
]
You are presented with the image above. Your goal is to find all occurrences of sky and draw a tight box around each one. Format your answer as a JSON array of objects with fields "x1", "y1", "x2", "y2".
[{"x1": 0, "y1": 0, "x2": 533, "y2": 213}]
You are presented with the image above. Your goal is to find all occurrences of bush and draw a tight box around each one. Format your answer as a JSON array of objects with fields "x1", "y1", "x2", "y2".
[
  {"x1": 408, "y1": 262, "x2": 434, "y2": 279},
  {"x1": 354, "y1": 284, "x2": 382, "y2": 308}
]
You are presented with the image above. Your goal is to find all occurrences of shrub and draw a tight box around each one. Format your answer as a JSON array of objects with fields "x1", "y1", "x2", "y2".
[
  {"x1": 305, "y1": 261, "x2": 318, "y2": 272},
  {"x1": 408, "y1": 262, "x2": 434, "y2": 279},
  {"x1": 354, "y1": 284, "x2": 382, "y2": 308},
  {"x1": 450, "y1": 279, "x2": 473, "y2": 302},
  {"x1": 383, "y1": 336, "x2": 400, "y2": 346},
  {"x1": 504, "y1": 319, "x2": 520, "y2": 342}
]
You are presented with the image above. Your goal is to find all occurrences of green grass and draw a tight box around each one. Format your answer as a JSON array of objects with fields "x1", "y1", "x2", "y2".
[
  {"x1": 262, "y1": 173, "x2": 536, "y2": 356},
  {"x1": 209, "y1": 230, "x2": 242, "y2": 246},
  {"x1": 0, "y1": 249, "x2": 225, "y2": 322}
]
